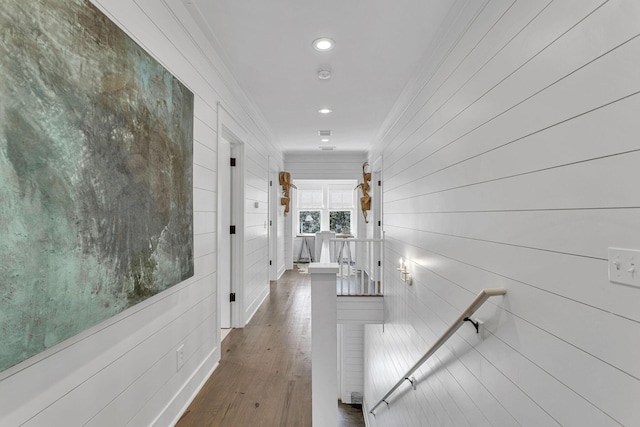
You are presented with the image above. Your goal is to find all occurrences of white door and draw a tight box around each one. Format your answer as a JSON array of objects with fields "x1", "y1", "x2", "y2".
[{"x1": 219, "y1": 136, "x2": 232, "y2": 328}]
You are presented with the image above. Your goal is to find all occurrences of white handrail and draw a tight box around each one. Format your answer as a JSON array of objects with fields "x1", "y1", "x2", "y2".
[{"x1": 369, "y1": 288, "x2": 507, "y2": 414}]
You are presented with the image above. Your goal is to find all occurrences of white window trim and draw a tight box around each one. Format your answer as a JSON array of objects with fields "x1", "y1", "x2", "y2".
[{"x1": 294, "y1": 179, "x2": 357, "y2": 236}]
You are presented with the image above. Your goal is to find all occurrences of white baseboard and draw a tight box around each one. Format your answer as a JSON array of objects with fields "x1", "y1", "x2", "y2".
[
  {"x1": 155, "y1": 347, "x2": 219, "y2": 427},
  {"x1": 244, "y1": 286, "x2": 269, "y2": 325},
  {"x1": 362, "y1": 398, "x2": 372, "y2": 427}
]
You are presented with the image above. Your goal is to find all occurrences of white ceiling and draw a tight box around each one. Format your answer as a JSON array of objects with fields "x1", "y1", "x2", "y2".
[{"x1": 185, "y1": 0, "x2": 458, "y2": 153}]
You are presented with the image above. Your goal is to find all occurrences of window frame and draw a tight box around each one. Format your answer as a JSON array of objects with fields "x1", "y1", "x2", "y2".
[{"x1": 294, "y1": 179, "x2": 357, "y2": 236}]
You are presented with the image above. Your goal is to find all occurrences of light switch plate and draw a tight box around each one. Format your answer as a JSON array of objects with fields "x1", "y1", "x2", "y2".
[
  {"x1": 608, "y1": 247, "x2": 640, "y2": 288},
  {"x1": 176, "y1": 344, "x2": 185, "y2": 371}
]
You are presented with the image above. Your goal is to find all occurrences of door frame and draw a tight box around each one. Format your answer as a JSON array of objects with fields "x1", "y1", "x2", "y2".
[
  {"x1": 268, "y1": 157, "x2": 278, "y2": 281},
  {"x1": 218, "y1": 134, "x2": 232, "y2": 329},
  {"x1": 217, "y1": 103, "x2": 246, "y2": 331},
  {"x1": 371, "y1": 156, "x2": 383, "y2": 291},
  {"x1": 370, "y1": 156, "x2": 383, "y2": 240}
]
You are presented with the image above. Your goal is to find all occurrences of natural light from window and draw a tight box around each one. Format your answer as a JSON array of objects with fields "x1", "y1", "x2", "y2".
[{"x1": 294, "y1": 180, "x2": 357, "y2": 236}]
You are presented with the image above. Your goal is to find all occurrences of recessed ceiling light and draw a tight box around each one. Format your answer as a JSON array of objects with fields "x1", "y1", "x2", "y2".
[
  {"x1": 318, "y1": 70, "x2": 332, "y2": 80},
  {"x1": 321, "y1": 138, "x2": 329, "y2": 142},
  {"x1": 318, "y1": 108, "x2": 332, "y2": 114},
  {"x1": 313, "y1": 37, "x2": 335, "y2": 51}
]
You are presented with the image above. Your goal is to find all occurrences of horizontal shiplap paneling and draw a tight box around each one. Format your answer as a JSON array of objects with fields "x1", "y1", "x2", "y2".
[
  {"x1": 365, "y1": 0, "x2": 640, "y2": 426},
  {"x1": 0, "y1": 0, "x2": 280, "y2": 425},
  {"x1": 340, "y1": 324, "x2": 365, "y2": 404},
  {"x1": 285, "y1": 151, "x2": 367, "y2": 181},
  {"x1": 337, "y1": 297, "x2": 384, "y2": 324}
]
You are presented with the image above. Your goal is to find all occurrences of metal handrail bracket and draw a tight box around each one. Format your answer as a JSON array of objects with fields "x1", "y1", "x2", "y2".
[{"x1": 369, "y1": 288, "x2": 507, "y2": 414}]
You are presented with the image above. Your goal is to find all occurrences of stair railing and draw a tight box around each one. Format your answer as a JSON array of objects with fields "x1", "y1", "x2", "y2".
[
  {"x1": 329, "y1": 238, "x2": 384, "y2": 296},
  {"x1": 369, "y1": 287, "x2": 507, "y2": 414}
]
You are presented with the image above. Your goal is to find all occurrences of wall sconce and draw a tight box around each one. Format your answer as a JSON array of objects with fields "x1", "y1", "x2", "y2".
[
  {"x1": 398, "y1": 258, "x2": 412, "y2": 284},
  {"x1": 279, "y1": 171, "x2": 297, "y2": 213},
  {"x1": 355, "y1": 162, "x2": 372, "y2": 223}
]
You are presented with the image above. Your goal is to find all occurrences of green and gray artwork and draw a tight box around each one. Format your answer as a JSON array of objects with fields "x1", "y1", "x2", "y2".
[{"x1": 0, "y1": 0, "x2": 194, "y2": 371}]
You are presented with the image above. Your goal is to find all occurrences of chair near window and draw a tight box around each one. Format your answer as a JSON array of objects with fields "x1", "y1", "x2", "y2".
[
  {"x1": 297, "y1": 235, "x2": 314, "y2": 263},
  {"x1": 314, "y1": 231, "x2": 336, "y2": 263}
]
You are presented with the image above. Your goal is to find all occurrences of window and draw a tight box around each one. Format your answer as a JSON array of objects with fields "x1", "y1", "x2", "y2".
[
  {"x1": 295, "y1": 180, "x2": 356, "y2": 235},
  {"x1": 299, "y1": 210, "x2": 321, "y2": 234},
  {"x1": 327, "y1": 183, "x2": 354, "y2": 234},
  {"x1": 329, "y1": 211, "x2": 350, "y2": 233},
  {"x1": 298, "y1": 187, "x2": 323, "y2": 208}
]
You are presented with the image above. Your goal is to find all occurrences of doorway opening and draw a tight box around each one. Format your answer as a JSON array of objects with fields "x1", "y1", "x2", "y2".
[{"x1": 217, "y1": 105, "x2": 246, "y2": 346}]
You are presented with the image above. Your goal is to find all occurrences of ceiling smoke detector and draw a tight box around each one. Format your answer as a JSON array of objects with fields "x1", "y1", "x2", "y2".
[{"x1": 317, "y1": 70, "x2": 332, "y2": 80}]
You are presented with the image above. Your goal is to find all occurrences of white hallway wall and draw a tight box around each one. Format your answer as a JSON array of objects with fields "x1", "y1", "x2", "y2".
[
  {"x1": 0, "y1": 0, "x2": 280, "y2": 425},
  {"x1": 365, "y1": 0, "x2": 640, "y2": 426},
  {"x1": 339, "y1": 324, "x2": 365, "y2": 405},
  {"x1": 242, "y1": 141, "x2": 277, "y2": 323},
  {"x1": 285, "y1": 151, "x2": 368, "y2": 181}
]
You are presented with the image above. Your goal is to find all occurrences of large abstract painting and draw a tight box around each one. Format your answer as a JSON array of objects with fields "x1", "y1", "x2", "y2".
[{"x1": 0, "y1": 0, "x2": 194, "y2": 372}]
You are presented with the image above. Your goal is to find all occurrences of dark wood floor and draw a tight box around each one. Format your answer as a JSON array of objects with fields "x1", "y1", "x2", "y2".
[{"x1": 176, "y1": 268, "x2": 366, "y2": 427}]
